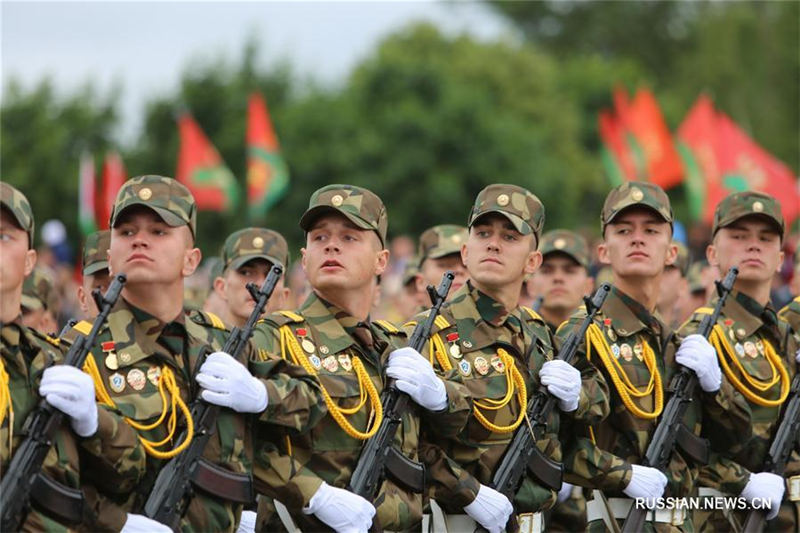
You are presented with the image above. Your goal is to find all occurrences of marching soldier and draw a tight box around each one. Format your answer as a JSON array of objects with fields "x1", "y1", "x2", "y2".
[
  {"x1": 416, "y1": 224, "x2": 469, "y2": 296},
  {"x1": 76, "y1": 230, "x2": 112, "y2": 319},
  {"x1": 681, "y1": 191, "x2": 799, "y2": 531},
  {"x1": 250, "y1": 184, "x2": 471, "y2": 532},
  {"x1": 411, "y1": 184, "x2": 608, "y2": 533},
  {"x1": 76, "y1": 175, "x2": 325, "y2": 532},
  {"x1": 213, "y1": 227, "x2": 292, "y2": 327},
  {"x1": 0, "y1": 182, "x2": 145, "y2": 531},
  {"x1": 558, "y1": 182, "x2": 748, "y2": 532},
  {"x1": 20, "y1": 266, "x2": 59, "y2": 335}
]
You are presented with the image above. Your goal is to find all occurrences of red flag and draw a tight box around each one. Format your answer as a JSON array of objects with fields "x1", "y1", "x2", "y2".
[
  {"x1": 598, "y1": 110, "x2": 635, "y2": 186},
  {"x1": 96, "y1": 151, "x2": 127, "y2": 229},
  {"x1": 78, "y1": 151, "x2": 97, "y2": 236},
  {"x1": 175, "y1": 112, "x2": 240, "y2": 212},
  {"x1": 246, "y1": 93, "x2": 289, "y2": 221},
  {"x1": 678, "y1": 95, "x2": 800, "y2": 224}
]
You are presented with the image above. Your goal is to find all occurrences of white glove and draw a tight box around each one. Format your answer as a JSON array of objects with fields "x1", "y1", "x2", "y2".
[
  {"x1": 463, "y1": 484, "x2": 514, "y2": 533},
  {"x1": 196, "y1": 351, "x2": 268, "y2": 413},
  {"x1": 303, "y1": 481, "x2": 375, "y2": 532},
  {"x1": 557, "y1": 482, "x2": 574, "y2": 503},
  {"x1": 121, "y1": 513, "x2": 172, "y2": 533},
  {"x1": 539, "y1": 360, "x2": 581, "y2": 412},
  {"x1": 39, "y1": 365, "x2": 98, "y2": 437},
  {"x1": 236, "y1": 510, "x2": 257, "y2": 533},
  {"x1": 623, "y1": 464, "x2": 668, "y2": 503},
  {"x1": 385, "y1": 347, "x2": 447, "y2": 411},
  {"x1": 676, "y1": 334, "x2": 722, "y2": 392},
  {"x1": 741, "y1": 472, "x2": 785, "y2": 520}
]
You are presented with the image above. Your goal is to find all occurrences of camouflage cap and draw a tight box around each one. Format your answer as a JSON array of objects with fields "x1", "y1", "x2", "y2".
[
  {"x1": 402, "y1": 257, "x2": 420, "y2": 287},
  {"x1": 205, "y1": 256, "x2": 224, "y2": 289},
  {"x1": 668, "y1": 241, "x2": 689, "y2": 276},
  {"x1": 687, "y1": 261, "x2": 708, "y2": 294},
  {"x1": 712, "y1": 191, "x2": 784, "y2": 237},
  {"x1": 418, "y1": 225, "x2": 468, "y2": 263},
  {"x1": 299, "y1": 184, "x2": 388, "y2": 247},
  {"x1": 468, "y1": 184, "x2": 545, "y2": 240},
  {"x1": 109, "y1": 175, "x2": 196, "y2": 238},
  {"x1": 82, "y1": 230, "x2": 111, "y2": 276},
  {"x1": 539, "y1": 229, "x2": 590, "y2": 269},
  {"x1": 601, "y1": 181, "x2": 673, "y2": 231},
  {"x1": 21, "y1": 267, "x2": 57, "y2": 313},
  {"x1": 0, "y1": 182, "x2": 34, "y2": 248},
  {"x1": 222, "y1": 227, "x2": 289, "y2": 271}
]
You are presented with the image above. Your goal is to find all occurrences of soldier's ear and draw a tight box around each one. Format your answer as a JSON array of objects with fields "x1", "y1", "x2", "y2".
[
  {"x1": 706, "y1": 243, "x2": 718, "y2": 268},
  {"x1": 597, "y1": 242, "x2": 610, "y2": 265},
  {"x1": 776, "y1": 249, "x2": 785, "y2": 273},
  {"x1": 213, "y1": 276, "x2": 227, "y2": 301},
  {"x1": 182, "y1": 247, "x2": 202, "y2": 278},
  {"x1": 524, "y1": 250, "x2": 542, "y2": 276},
  {"x1": 23, "y1": 248, "x2": 37, "y2": 278},
  {"x1": 300, "y1": 248, "x2": 308, "y2": 273},
  {"x1": 374, "y1": 248, "x2": 389, "y2": 276},
  {"x1": 460, "y1": 243, "x2": 468, "y2": 266},
  {"x1": 77, "y1": 285, "x2": 90, "y2": 315},
  {"x1": 665, "y1": 241, "x2": 678, "y2": 267}
]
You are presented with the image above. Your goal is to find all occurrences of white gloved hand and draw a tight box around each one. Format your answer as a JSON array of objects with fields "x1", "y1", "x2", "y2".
[
  {"x1": 303, "y1": 481, "x2": 375, "y2": 532},
  {"x1": 623, "y1": 464, "x2": 668, "y2": 503},
  {"x1": 676, "y1": 334, "x2": 722, "y2": 392},
  {"x1": 385, "y1": 347, "x2": 447, "y2": 411},
  {"x1": 121, "y1": 513, "x2": 172, "y2": 533},
  {"x1": 196, "y1": 351, "x2": 268, "y2": 413},
  {"x1": 539, "y1": 360, "x2": 581, "y2": 412},
  {"x1": 236, "y1": 510, "x2": 257, "y2": 533},
  {"x1": 463, "y1": 484, "x2": 514, "y2": 533},
  {"x1": 39, "y1": 365, "x2": 98, "y2": 437},
  {"x1": 741, "y1": 472, "x2": 785, "y2": 520},
  {"x1": 557, "y1": 482, "x2": 574, "y2": 503}
]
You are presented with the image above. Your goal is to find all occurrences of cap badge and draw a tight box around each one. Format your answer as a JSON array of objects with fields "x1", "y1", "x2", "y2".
[
  {"x1": 752, "y1": 201, "x2": 764, "y2": 212},
  {"x1": 497, "y1": 194, "x2": 510, "y2": 207},
  {"x1": 631, "y1": 188, "x2": 644, "y2": 201},
  {"x1": 554, "y1": 238, "x2": 566, "y2": 249},
  {"x1": 451, "y1": 235, "x2": 461, "y2": 243},
  {"x1": 331, "y1": 194, "x2": 344, "y2": 207},
  {"x1": 252, "y1": 236, "x2": 264, "y2": 248},
  {"x1": 138, "y1": 188, "x2": 152, "y2": 201}
]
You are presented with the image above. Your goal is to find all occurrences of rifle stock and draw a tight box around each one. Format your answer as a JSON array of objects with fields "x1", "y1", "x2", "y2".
[{"x1": 0, "y1": 274, "x2": 126, "y2": 531}]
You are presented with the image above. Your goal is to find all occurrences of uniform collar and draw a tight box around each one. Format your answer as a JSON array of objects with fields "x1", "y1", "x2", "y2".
[
  {"x1": 446, "y1": 282, "x2": 523, "y2": 355},
  {"x1": 107, "y1": 298, "x2": 190, "y2": 369},
  {"x1": 602, "y1": 286, "x2": 664, "y2": 338},
  {"x1": 298, "y1": 292, "x2": 359, "y2": 356},
  {"x1": 716, "y1": 289, "x2": 778, "y2": 340}
]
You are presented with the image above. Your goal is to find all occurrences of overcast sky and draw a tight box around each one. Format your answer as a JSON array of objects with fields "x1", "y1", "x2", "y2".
[{"x1": 2, "y1": 1, "x2": 513, "y2": 141}]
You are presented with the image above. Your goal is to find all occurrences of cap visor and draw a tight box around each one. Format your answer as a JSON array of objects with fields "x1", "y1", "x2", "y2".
[
  {"x1": 471, "y1": 210, "x2": 532, "y2": 235},
  {"x1": 299, "y1": 205, "x2": 374, "y2": 233},
  {"x1": 83, "y1": 262, "x2": 109, "y2": 276},
  {"x1": 606, "y1": 204, "x2": 670, "y2": 226},
  {"x1": 114, "y1": 202, "x2": 186, "y2": 228},
  {"x1": 228, "y1": 254, "x2": 281, "y2": 271}
]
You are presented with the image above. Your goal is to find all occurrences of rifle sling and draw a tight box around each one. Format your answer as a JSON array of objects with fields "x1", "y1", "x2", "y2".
[
  {"x1": 30, "y1": 472, "x2": 85, "y2": 525},
  {"x1": 384, "y1": 446, "x2": 425, "y2": 493},
  {"x1": 191, "y1": 457, "x2": 254, "y2": 505}
]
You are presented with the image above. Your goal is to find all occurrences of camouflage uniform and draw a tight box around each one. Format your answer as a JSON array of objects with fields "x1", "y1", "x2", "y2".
[
  {"x1": 79, "y1": 176, "x2": 325, "y2": 532},
  {"x1": 779, "y1": 296, "x2": 800, "y2": 334},
  {"x1": 411, "y1": 185, "x2": 608, "y2": 530},
  {"x1": 0, "y1": 183, "x2": 145, "y2": 532},
  {"x1": 221, "y1": 227, "x2": 289, "y2": 272},
  {"x1": 82, "y1": 230, "x2": 111, "y2": 276},
  {"x1": 558, "y1": 182, "x2": 748, "y2": 532},
  {"x1": 681, "y1": 192, "x2": 799, "y2": 532},
  {"x1": 537, "y1": 229, "x2": 591, "y2": 531},
  {"x1": 250, "y1": 185, "x2": 471, "y2": 532},
  {"x1": 21, "y1": 267, "x2": 58, "y2": 318}
]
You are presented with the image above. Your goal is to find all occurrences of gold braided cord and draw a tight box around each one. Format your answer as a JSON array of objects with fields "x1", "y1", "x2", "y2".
[
  {"x1": 0, "y1": 358, "x2": 14, "y2": 452},
  {"x1": 710, "y1": 326, "x2": 789, "y2": 407},
  {"x1": 279, "y1": 326, "x2": 382, "y2": 440},
  {"x1": 585, "y1": 324, "x2": 663, "y2": 419},
  {"x1": 83, "y1": 354, "x2": 194, "y2": 459},
  {"x1": 472, "y1": 350, "x2": 527, "y2": 433}
]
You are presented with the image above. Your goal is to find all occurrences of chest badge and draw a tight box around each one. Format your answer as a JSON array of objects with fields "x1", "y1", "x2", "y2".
[
  {"x1": 633, "y1": 343, "x2": 644, "y2": 361},
  {"x1": 446, "y1": 332, "x2": 462, "y2": 358},
  {"x1": 126, "y1": 368, "x2": 147, "y2": 391},
  {"x1": 459, "y1": 359, "x2": 472, "y2": 376},
  {"x1": 108, "y1": 372, "x2": 125, "y2": 393},
  {"x1": 309, "y1": 354, "x2": 322, "y2": 370},
  {"x1": 611, "y1": 343, "x2": 621, "y2": 359},
  {"x1": 734, "y1": 343, "x2": 745, "y2": 357},
  {"x1": 490, "y1": 355, "x2": 505, "y2": 373},
  {"x1": 321, "y1": 355, "x2": 338, "y2": 373},
  {"x1": 474, "y1": 356, "x2": 490, "y2": 375},
  {"x1": 620, "y1": 343, "x2": 633, "y2": 362},
  {"x1": 102, "y1": 341, "x2": 119, "y2": 370},
  {"x1": 338, "y1": 354, "x2": 353, "y2": 372},
  {"x1": 147, "y1": 366, "x2": 161, "y2": 387}
]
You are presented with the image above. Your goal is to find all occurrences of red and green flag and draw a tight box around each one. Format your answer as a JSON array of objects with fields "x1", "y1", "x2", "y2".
[
  {"x1": 96, "y1": 151, "x2": 127, "y2": 229},
  {"x1": 678, "y1": 95, "x2": 799, "y2": 225},
  {"x1": 175, "y1": 112, "x2": 240, "y2": 212},
  {"x1": 246, "y1": 92, "x2": 289, "y2": 221},
  {"x1": 78, "y1": 151, "x2": 97, "y2": 236}
]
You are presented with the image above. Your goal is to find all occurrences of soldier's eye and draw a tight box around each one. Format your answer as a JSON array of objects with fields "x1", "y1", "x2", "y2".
[{"x1": 0, "y1": 233, "x2": 10, "y2": 241}]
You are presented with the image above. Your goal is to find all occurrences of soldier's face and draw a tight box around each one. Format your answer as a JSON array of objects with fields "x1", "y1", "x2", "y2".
[
  {"x1": 302, "y1": 214, "x2": 388, "y2": 293},
  {"x1": 533, "y1": 254, "x2": 592, "y2": 312},
  {"x1": 0, "y1": 208, "x2": 36, "y2": 294},
  {"x1": 419, "y1": 254, "x2": 468, "y2": 294},
  {"x1": 109, "y1": 206, "x2": 201, "y2": 286},
  {"x1": 219, "y1": 259, "x2": 289, "y2": 323},
  {"x1": 598, "y1": 208, "x2": 675, "y2": 279},
  {"x1": 462, "y1": 215, "x2": 540, "y2": 290},
  {"x1": 708, "y1": 217, "x2": 783, "y2": 284}
]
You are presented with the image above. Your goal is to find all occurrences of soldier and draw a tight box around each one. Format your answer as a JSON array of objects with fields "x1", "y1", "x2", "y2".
[
  {"x1": 416, "y1": 224, "x2": 469, "y2": 295},
  {"x1": 528, "y1": 229, "x2": 594, "y2": 333},
  {"x1": 0, "y1": 182, "x2": 145, "y2": 531},
  {"x1": 250, "y1": 184, "x2": 471, "y2": 532},
  {"x1": 681, "y1": 191, "x2": 799, "y2": 531},
  {"x1": 20, "y1": 266, "x2": 59, "y2": 335},
  {"x1": 395, "y1": 256, "x2": 426, "y2": 321},
  {"x1": 410, "y1": 184, "x2": 607, "y2": 533},
  {"x1": 558, "y1": 181, "x2": 747, "y2": 531},
  {"x1": 202, "y1": 256, "x2": 228, "y2": 318},
  {"x1": 76, "y1": 230, "x2": 112, "y2": 319},
  {"x1": 75, "y1": 175, "x2": 324, "y2": 532},
  {"x1": 656, "y1": 241, "x2": 690, "y2": 329},
  {"x1": 213, "y1": 228, "x2": 292, "y2": 327}
]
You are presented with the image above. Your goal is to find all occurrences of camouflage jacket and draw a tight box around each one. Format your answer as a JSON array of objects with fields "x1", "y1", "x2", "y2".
[
  {"x1": 680, "y1": 290, "x2": 799, "y2": 495},
  {"x1": 0, "y1": 320, "x2": 145, "y2": 532},
  {"x1": 557, "y1": 286, "x2": 747, "y2": 500},
  {"x1": 77, "y1": 298, "x2": 324, "y2": 532},
  {"x1": 408, "y1": 282, "x2": 608, "y2": 514},
  {"x1": 250, "y1": 291, "x2": 471, "y2": 531},
  {"x1": 779, "y1": 295, "x2": 800, "y2": 334}
]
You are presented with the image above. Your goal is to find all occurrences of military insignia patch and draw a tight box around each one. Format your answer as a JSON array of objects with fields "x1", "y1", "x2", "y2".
[
  {"x1": 611, "y1": 344, "x2": 621, "y2": 359},
  {"x1": 463, "y1": 340, "x2": 473, "y2": 349},
  {"x1": 755, "y1": 339, "x2": 765, "y2": 356},
  {"x1": 736, "y1": 328, "x2": 746, "y2": 340},
  {"x1": 459, "y1": 359, "x2": 471, "y2": 376},
  {"x1": 474, "y1": 356, "x2": 490, "y2": 375},
  {"x1": 607, "y1": 328, "x2": 617, "y2": 342},
  {"x1": 147, "y1": 366, "x2": 161, "y2": 387},
  {"x1": 338, "y1": 354, "x2": 352, "y2": 371},
  {"x1": 319, "y1": 345, "x2": 330, "y2": 355},
  {"x1": 109, "y1": 372, "x2": 125, "y2": 393},
  {"x1": 321, "y1": 355, "x2": 338, "y2": 372},
  {"x1": 620, "y1": 343, "x2": 633, "y2": 362},
  {"x1": 309, "y1": 354, "x2": 322, "y2": 370},
  {"x1": 490, "y1": 355, "x2": 505, "y2": 373},
  {"x1": 449, "y1": 344, "x2": 462, "y2": 358},
  {"x1": 735, "y1": 343, "x2": 745, "y2": 357},
  {"x1": 127, "y1": 368, "x2": 146, "y2": 391},
  {"x1": 105, "y1": 352, "x2": 119, "y2": 370},
  {"x1": 302, "y1": 339, "x2": 316, "y2": 354},
  {"x1": 633, "y1": 343, "x2": 643, "y2": 361}
]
